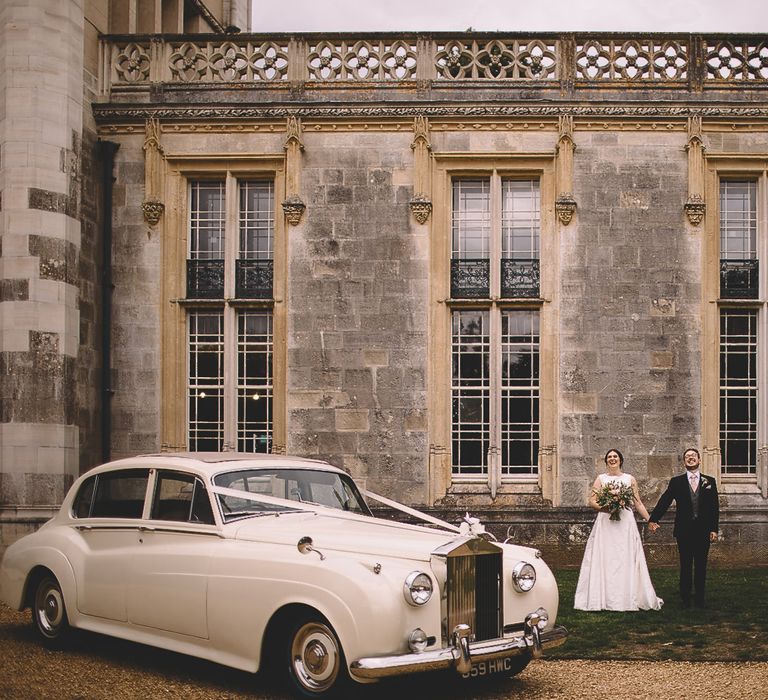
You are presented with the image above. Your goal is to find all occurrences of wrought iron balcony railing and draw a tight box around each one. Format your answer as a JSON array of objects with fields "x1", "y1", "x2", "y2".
[
  {"x1": 501, "y1": 258, "x2": 540, "y2": 298},
  {"x1": 236, "y1": 259, "x2": 273, "y2": 299},
  {"x1": 187, "y1": 259, "x2": 224, "y2": 299},
  {"x1": 451, "y1": 258, "x2": 490, "y2": 299},
  {"x1": 720, "y1": 258, "x2": 759, "y2": 299}
]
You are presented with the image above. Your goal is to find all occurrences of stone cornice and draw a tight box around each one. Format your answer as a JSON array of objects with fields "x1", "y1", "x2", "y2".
[{"x1": 94, "y1": 103, "x2": 768, "y2": 124}]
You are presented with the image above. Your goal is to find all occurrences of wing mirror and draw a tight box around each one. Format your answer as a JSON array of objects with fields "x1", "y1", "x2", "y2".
[{"x1": 297, "y1": 536, "x2": 325, "y2": 561}]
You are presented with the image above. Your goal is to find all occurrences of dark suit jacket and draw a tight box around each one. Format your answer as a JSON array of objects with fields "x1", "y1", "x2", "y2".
[{"x1": 649, "y1": 472, "x2": 719, "y2": 539}]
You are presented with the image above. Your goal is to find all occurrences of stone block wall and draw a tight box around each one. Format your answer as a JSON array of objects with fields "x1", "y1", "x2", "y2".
[
  {"x1": 288, "y1": 130, "x2": 430, "y2": 503},
  {"x1": 560, "y1": 130, "x2": 699, "y2": 507}
]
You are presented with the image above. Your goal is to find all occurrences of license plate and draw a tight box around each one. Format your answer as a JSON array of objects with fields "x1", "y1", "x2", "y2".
[{"x1": 461, "y1": 657, "x2": 516, "y2": 679}]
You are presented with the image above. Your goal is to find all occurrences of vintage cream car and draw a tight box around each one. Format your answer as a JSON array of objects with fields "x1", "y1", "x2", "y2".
[{"x1": 0, "y1": 453, "x2": 567, "y2": 697}]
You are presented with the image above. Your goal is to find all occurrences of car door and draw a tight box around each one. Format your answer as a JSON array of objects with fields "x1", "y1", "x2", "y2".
[
  {"x1": 126, "y1": 470, "x2": 216, "y2": 639},
  {"x1": 72, "y1": 468, "x2": 150, "y2": 622}
]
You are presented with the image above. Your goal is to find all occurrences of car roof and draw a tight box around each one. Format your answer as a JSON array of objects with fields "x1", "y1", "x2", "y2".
[{"x1": 84, "y1": 452, "x2": 345, "y2": 479}]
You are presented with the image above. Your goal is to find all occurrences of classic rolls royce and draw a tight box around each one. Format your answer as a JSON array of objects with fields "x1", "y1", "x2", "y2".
[{"x1": 0, "y1": 453, "x2": 567, "y2": 697}]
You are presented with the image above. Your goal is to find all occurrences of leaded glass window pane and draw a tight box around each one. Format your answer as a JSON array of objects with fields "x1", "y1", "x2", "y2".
[
  {"x1": 188, "y1": 312, "x2": 224, "y2": 452},
  {"x1": 237, "y1": 312, "x2": 273, "y2": 453},
  {"x1": 720, "y1": 309, "x2": 757, "y2": 476},
  {"x1": 720, "y1": 181, "x2": 757, "y2": 259},
  {"x1": 239, "y1": 181, "x2": 274, "y2": 260},
  {"x1": 452, "y1": 179, "x2": 490, "y2": 259},
  {"x1": 190, "y1": 182, "x2": 225, "y2": 259},
  {"x1": 501, "y1": 310, "x2": 540, "y2": 476},
  {"x1": 502, "y1": 179, "x2": 540, "y2": 259},
  {"x1": 452, "y1": 310, "x2": 490, "y2": 476}
]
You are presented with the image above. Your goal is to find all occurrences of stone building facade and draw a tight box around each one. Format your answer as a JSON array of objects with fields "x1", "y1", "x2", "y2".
[{"x1": 2, "y1": 2, "x2": 767, "y2": 564}]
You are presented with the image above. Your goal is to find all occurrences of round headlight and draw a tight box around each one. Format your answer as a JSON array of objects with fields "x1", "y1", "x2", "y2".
[
  {"x1": 403, "y1": 571, "x2": 433, "y2": 606},
  {"x1": 511, "y1": 562, "x2": 536, "y2": 592}
]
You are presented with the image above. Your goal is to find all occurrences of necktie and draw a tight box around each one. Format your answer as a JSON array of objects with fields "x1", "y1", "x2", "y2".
[{"x1": 690, "y1": 473, "x2": 699, "y2": 490}]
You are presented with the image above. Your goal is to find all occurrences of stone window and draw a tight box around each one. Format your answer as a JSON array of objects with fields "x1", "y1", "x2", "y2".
[
  {"x1": 705, "y1": 162, "x2": 768, "y2": 492},
  {"x1": 450, "y1": 176, "x2": 542, "y2": 482},
  {"x1": 451, "y1": 308, "x2": 540, "y2": 480},
  {"x1": 183, "y1": 176, "x2": 277, "y2": 453},
  {"x1": 717, "y1": 176, "x2": 765, "y2": 481},
  {"x1": 719, "y1": 309, "x2": 757, "y2": 476}
]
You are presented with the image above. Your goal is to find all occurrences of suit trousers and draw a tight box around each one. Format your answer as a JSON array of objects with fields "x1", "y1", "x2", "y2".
[{"x1": 675, "y1": 524, "x2": 711, "y2": 604}]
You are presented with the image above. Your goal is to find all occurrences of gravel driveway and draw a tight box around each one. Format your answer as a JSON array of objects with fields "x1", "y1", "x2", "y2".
[{"x1": 1, "y1": 604, "x2": 765, "y2": 700}]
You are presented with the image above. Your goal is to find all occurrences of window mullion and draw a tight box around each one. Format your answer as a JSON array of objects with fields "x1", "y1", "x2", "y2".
[
  {"x1": 490, "y1": 171, "x2": 502, "y2": 299},
  {"x1": 223, "y1": 173, "x2": 238, "y2": 449},
  {"x1": 761, "y1": 172, "x2": 768, "y2": 493},
  {"x1": 489, "y1": 305, "x2": 502, "y2": 494}
]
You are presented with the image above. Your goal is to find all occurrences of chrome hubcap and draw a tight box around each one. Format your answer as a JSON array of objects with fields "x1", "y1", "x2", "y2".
[
  {"x1": 36, "y1": 583, "x2": 64, "y2": 635},
  {"x1": 291, "y1": 622, "x2": 339, "y2": 692}
]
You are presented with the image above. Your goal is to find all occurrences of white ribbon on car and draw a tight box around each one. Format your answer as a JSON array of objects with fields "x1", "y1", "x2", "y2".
[{"x1": 458, "y1": 512, "x2": 487, "y2": 537}]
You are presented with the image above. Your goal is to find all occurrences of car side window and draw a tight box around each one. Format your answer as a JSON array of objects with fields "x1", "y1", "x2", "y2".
[
  {"x1": 72, "y1": 476, "x2": 96, "y2": 518},
  {"x1": 152, "y1": 471, "x2": 215, "y2": 525},
  {"x1": 89, "y1": 469, "x2": 150, "y2": 518}
]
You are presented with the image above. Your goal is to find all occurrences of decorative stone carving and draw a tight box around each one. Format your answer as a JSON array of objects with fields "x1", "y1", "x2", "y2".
[
  {"x1": 685, "y1": 116, "x2": 706, "y2": 226},
  {"x1": 284, "y1": 115, "x2": 304, "y2": 151},
  {"x1": 409, "y1": 194, "x2": 432, "y2": 224},
  {"x1": 142, "y1": 199, "x2": 165, "y2": 226},
  {"x1": 282, "y1": 194, "x2": 306, "y2": 225},
  {"x1": 684, "y1": 194, "x2": 706, "y2": 226},
  {"x1": 555, "y1": 193, "x2": 577, "y2": 225},
  {"x1": 142, "y1": 118, "x2": 165, "y2": 227},
  {"x1": 143, "y1": 116, "x2": 163, "y2": 154},
  {"x1": 558, "y1": 114, "x2": 575, "y2": 148},
  {"x1": 411, "y1": 115, "x2": 431, "y2": 151}
]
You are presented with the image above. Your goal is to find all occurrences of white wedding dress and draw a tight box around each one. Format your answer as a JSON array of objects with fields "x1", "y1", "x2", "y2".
[{"x1": 574, "y1": 473, "x2": 663, "y2": 611}]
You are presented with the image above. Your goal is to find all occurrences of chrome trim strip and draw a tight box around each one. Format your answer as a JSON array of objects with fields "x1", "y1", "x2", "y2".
[{"x1": 349, "y1": 624, "x2": 568, "y2": 680}]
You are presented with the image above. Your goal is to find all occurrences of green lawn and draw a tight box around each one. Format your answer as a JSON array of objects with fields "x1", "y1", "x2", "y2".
[{"x1": 549, "y1": 568, "x2": 768, "y2": 661}]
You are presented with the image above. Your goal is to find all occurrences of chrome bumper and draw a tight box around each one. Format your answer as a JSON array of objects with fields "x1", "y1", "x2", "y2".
[{"x1": 349, "y1": 621, "x2": 568, "y2": 681}]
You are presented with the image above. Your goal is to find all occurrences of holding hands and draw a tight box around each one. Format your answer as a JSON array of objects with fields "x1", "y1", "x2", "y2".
[{"x1": 647, "y1": 521, "x2": 660, "y2": 533}]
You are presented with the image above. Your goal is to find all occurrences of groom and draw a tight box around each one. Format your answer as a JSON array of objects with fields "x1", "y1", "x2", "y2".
[{"x1": 648, "y1": 448, "x2": 719, "y2": 608}]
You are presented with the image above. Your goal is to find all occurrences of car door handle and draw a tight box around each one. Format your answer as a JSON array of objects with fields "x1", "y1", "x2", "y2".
[{"x1": 138, "y1": 525, "x2": 156, "y2": 533}]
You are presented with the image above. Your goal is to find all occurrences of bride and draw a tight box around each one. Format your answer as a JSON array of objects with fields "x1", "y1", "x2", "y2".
[{"x1": 574, "y1": 448, "x2": 663, "y2": 611}]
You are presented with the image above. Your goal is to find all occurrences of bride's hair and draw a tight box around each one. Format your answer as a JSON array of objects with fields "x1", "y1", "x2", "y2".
[{"x1": 604, "y1": 448, "x2": 624, "y2": 466}]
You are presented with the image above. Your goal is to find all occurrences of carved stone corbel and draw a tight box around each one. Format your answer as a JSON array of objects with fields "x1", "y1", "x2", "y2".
[
  {"x1": 409, "y1": 194, "x2": 433, "y2": 224},
  {"x1": 282, "y1": 194, "x2": 306, "y2": 225},
  {"x1": 141, "y1": 199, "x2": 165, "y2": 226},
  {"x1": 684, "y1": 194, "x2": 706, "y2": 226},
  {"x1": 555, "y1": 193, "x2": 577, "y2": 225}
]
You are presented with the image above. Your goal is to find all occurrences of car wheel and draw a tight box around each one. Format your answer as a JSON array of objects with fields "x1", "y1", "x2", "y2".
[
  {"x1": 286, "y1": 617, "x2": 348, "y2": 698},
  {"x1": 32, "y1": 575, "x2": 71, "y2": 647}
]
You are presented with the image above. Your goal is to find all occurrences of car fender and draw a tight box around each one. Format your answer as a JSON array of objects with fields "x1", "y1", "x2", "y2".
[
  {"x1": 207, "y1": 551, "x2": 441, "y2": 672},
  {"x1": 1, "y1": 541, "x2": 77, "y2": 615}
]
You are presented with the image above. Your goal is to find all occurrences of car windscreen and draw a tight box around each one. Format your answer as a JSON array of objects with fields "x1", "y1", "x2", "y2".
[{"x1": 213, "y1": 468, "x2": 372, "y2": 521}]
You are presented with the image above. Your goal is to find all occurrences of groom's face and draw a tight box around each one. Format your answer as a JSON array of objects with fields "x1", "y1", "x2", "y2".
[{"x1": 684, "y1": 450, "x2": 700, "y2": 470}]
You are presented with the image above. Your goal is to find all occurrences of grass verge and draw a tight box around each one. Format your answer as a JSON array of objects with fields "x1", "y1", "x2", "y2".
[{"x1": 548, "y1": 567, "x2": 768, "y2": 661}]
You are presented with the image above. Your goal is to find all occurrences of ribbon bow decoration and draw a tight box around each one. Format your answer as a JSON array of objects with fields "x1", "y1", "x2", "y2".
[{"x1": 459, "y1": 512, "x2": 487, "y2": 537}]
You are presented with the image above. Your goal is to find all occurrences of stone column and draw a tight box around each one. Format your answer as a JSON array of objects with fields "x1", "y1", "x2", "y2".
[{"x1": 0, "y1": 0, "x2": 84, "y2": 544}]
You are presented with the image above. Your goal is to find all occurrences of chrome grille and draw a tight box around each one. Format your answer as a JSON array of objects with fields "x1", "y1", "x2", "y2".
[{"x1": 446, "y1": 548, "x2": 503, "y2": 641}]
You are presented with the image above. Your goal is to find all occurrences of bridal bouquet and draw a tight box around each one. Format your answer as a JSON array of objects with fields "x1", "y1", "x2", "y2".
[{"x1": 594, "y1": 482, "x2": 636, "y2": 521}]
